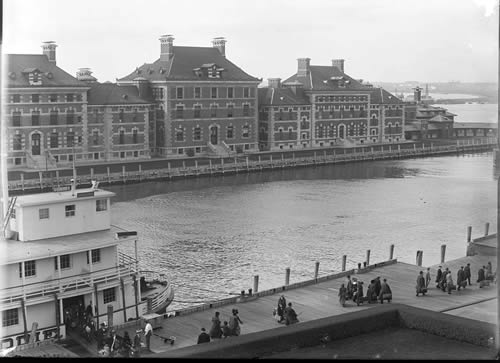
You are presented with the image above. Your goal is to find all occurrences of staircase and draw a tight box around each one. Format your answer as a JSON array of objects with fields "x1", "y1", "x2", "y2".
[
  {"x1": 207, "y1": 142, "x2": 234, "y2": 158},
  {"x1": 2, "y1": 196, "x2": 17, "y2": 237},
  {"x1": 25, "y1": 151, "x2": 58, "y2": 170}
]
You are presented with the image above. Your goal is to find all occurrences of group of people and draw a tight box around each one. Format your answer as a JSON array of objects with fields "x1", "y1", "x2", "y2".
[
  {"x1": 433, "y1": 263, "x2": 472, "y2": 294},
  {"x1": 273, "y1": 295, "x2": 299, "y2": 325},
  {"x1": 477, "y1": 261, "x2": 496, "y2": 287},
  {"x1": 199, "y1": 308, "x2": 244, "y2": 343},
  {"x1": 338, "y1": 275, "x2": 392, "y2": 306},
  {"x1": 93, "y1": 320, "x2": 151, "y2": 357}
]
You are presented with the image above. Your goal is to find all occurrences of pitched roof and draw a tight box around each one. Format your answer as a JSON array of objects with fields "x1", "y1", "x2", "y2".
[
  {"x1": 369, "y1": 87, "x2": 405, "y2": 105},
  {"x1": 258, "y1": 87, "x2": 310, "y2": 106},
  {"x1": 283, "y1": 65, "x2": 368, "y2": 91},
  {"x1": 6, "y1": 54, "x2": 87, "y2": 88},
  {"x1": 118, "y1": 46, "x2": 260, "y2": 83},
  {"x1": 428, "y1": 114, "x2": 452, "y2": 122},
  {"x1": 87, "y1": 83, "x2": 153, "y2": 105}
]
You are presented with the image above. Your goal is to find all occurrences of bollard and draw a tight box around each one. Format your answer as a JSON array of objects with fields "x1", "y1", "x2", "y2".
[
  {"x1": 366, "y1": 250, "x2": 370, "y2": 266},
  {"x1": 358, "y1": 262, "x2": 362, "y2": 270},
  {"x1": 363, "y1": 261, "x2": 367, "y2": 268},
  {"x1": 467, "y1": 226, "x2": 472, "y2": 242},
  {"x1": 314, "y1": 261, "x2": 320, "y2": 279},
  {"x1": 241, "y1": 290, "x2": 245, "y2": 297},
  {"x1": 389, "y1": 244, "x2": 395, "y2": 260},
  {"x1": 285, "y1": 267, "x2": 290, "y2": 286},
  {"x1": 342, "y1": 255, "x2": 347, "y2": 271},
  {"x1": 440, "y1": 244, "x2": 446, "y2": 263},
  {"x1": 485, "y1": 222, "x2": 490, "y2": 236},
  {"x1": 248, "y1": 288, "x2": 252, "y2": 296},
  {"x1": 253, "y1": 275, "x2": 259, "y2": 293}
]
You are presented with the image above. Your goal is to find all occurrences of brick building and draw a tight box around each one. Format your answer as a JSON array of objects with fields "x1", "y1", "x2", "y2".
[
  {"x1": 258, "y1": 58, "x2": 405, "y2": 151},
  {"x1": 4, "y1": 42, "x2": 153, "y2": 169},
  {"x1": 117, "y1": 35, "x2": 261, "y2": 157}
]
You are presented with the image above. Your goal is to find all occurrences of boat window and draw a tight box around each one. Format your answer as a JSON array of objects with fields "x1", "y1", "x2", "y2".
[
  {"x1": 103, "y1": 287, "x2": 116, "y2": 304},
  {"x1": 39, "y1": 208, "x2": 49, "y2": 219},
  {"x1": 96, "y1": 199, "x2": 107, "y2": 212},
  {"x1": 2, "y1": 308, "x2": 19, "y2": 327},
  {"x1": 65, "y1": 204, "x2": 76, "y2": 217}
]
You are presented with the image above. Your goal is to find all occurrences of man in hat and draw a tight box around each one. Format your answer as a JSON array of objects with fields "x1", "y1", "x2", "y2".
[
  {"x1": 435, "y1": 266, "x2": 443, "y2": 287},
  {"x1": 197, "y1": 328, "x2": 211, "y2": 344},
  {"x1": 144, "y1": 320, "x2": 153, "y2": 352},
  {"x1": 464, "y1": 263, "x2": 472, "y2": 285},
  {"x1": 96, "y1": 322, "x2": 107, "y2": 351}
]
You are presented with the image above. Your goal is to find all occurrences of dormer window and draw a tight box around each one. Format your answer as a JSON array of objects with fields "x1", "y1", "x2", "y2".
[{"x1": 30, "y1": 72, "x2": 41, "y2": 86}]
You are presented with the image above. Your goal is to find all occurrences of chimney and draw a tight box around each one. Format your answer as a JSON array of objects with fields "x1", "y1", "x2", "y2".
[
  {"x1": 212, "y1": 37, "x2": 227, "y2": 57},
  {"x1": 42, "y1": 41, "x2": 57, "y2": 63},
  {"x1": 414, "y1": 86, "x2": 422, "y2": 104},
  {"x1": 133, "y1": 77, "x2": 152, "y2": 100},
  {"x1": 297, "y1": 58, "x2": 311, "y2": 77},
  {"x1": 267, "y1": 78, "x2": 281, "y2": 89},
  {"x1": 159, "y1": 34, "x2": 174, "y2": 61},
  {"x1": 332, "y1": 59, "x2": 345, "y2": 73},
  {"x1": 76, "y1": 68, "x2": 97, "y2": 83}
]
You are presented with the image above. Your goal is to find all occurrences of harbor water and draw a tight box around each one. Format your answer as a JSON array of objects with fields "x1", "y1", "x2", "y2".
[{"x1": 109, "y1": 151, "x2": 497, "y2": 311}]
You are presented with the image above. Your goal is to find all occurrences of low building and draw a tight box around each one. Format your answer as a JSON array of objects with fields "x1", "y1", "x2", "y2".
[{"x1": 117, "y1": 35, "x2": 261, "y2": 158}]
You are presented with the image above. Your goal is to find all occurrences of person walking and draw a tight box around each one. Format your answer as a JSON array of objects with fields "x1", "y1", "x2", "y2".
[
  {"x1": 346, "y1": 275, "x2": 354, "y2": 300},
  {"x1": 132, "y1": 329, "x2": 142, "y2": 358},
  {"x1": 464, "y1": 263, "x2": 472, "y2": 285},
  {"x1": 435, "y1": 266, "x2": 443, "y2": 288},
  {"x1": 197, "y1": 328, "x2": 211, "y2": 344},
  {"x1": 416, "y1": 271, "x2": 426, "y2": 296},
  {"x1": 374, "y1": 277, "x2": 382, "y2": 297},
  {"x1": 446, "y1": 271, "x2": 454, "y2": 294},
  {"x1": 209, "y1": 311, "x2": 223, "y2": 339},
  {"x1": 144, "y1": 320, "x2": 153, "y2": 352},
  {"x1": 478, "y1": 265, "x2": 486, "y2": 287},
  {"x1": 354, "y1": 281, "x2": 364, "y2": 306},
  {"x1": 228, "y1": 309, "x2": 243, "y2": 336},
  {"x1": 425, "y1": 268, "x2": 432, "y2": 288},
  {"x1": 379, "y1": 278, "x2": 392, "y2": 304},
  {"x1": 284, "y1": 302, "x2": 299, "y2": 325},
  {"x1": 338, "y1": 283, "x2": 347, "y2": 307},
  {"x1": 457, "y1": 266, "x2": 466, "y2": 290},
  {"x1": 277, "y1": 295, "x2": 287, "y2": 323}
]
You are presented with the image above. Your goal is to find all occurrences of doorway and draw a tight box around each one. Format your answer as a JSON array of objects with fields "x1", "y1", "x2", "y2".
[
  {"x1": 31, "y1": 133, "x2": 41, "y2": 155},
  {"x1": 210, "y1": 126, "x2": 218, "y2": 145}
]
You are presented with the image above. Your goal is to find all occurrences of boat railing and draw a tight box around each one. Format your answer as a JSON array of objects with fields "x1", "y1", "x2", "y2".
[
  {"x1": 0, "y1": 262, "x2": 138, "y2": 306},
  {"x1": 139, "y1": 270, "x2": 173, "y2": 315},
  {"x1": 140, "y1": 270, "x2": 169, "y2": 285}
]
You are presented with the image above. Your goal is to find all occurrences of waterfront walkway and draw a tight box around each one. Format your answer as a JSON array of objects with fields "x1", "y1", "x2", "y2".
[{"x1": 99, "y1": 253, "x2": 497, "y2": 356}]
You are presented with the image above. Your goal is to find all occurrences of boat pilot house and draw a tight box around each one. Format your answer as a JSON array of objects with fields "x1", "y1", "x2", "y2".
[{"x1": 0, "y1": 184, "x2": 173, "y2": 350}]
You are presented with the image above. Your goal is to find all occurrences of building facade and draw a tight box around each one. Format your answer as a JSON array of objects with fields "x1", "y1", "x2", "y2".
[
  {"x1": 117, "y1": 35, "x2": 261, "y2": 157},
  {"x1": 4, "y1": 42, "x2": 153, "y2": 170},
  {"x1": 258, "y1": 58, "x2": 405, "y2": 151}
]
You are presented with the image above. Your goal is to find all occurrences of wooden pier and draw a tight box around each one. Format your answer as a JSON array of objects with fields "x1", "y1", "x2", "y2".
[{"x1": 7, "y1": 140, "x2": 496, "y2": 195}]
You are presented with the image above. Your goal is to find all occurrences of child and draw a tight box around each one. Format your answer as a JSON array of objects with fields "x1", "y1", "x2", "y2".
[{"x1": 221, "y1": 321, "x2": 231, "y2": 338}]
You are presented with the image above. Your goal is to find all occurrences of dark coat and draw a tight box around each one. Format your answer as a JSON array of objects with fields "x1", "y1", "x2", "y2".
[
  {"x1": 436, "y1": 269, "x2": 443, "y2": 283},
  {"x1": 477, "y1": 268, "x2": 485, "y2": 282},
  {"x1": 464, "y1": 265, "x2": 471, "y2": 278},
  {"x1": 197, "y1": 332, "x2": 211, "y2": 344}
]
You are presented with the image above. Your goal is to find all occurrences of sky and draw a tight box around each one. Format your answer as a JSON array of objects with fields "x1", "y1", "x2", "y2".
[{"x1": 2, "y1": 0, "x2": 499, "y2": 85}]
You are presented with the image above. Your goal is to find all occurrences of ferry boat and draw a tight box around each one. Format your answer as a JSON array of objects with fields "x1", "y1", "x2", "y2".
[{"x1": 0, "y1": 180, "x2": 173, "y2": 353}]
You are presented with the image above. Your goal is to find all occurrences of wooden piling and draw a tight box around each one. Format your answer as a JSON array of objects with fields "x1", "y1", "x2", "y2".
[
  {"x1": 485, "y1": 222, "x2": 490, "y2": 236},
  {"x1": 253, "y1": 275, "x2": 259, "y2": 293},
  {"x1": 314, "y1": 261, "x2": 320, "y2": 279},
  {"x1": 441, "y1": 244, "x2": 446, "y2": 263},
  {"x1": 342, "y1": 255, "x2": 347, "y2": 271},
  {"x1": 107, "y1": 167, "x2": 111, "y2": 184},
  {"x1": 366, "y1": 249, "x2": 370, "y2": 266},
  {"x1": 389, "y1": 244, "x2": 395, "y2": 260},
  {"x1": 467, "y1": 226, "x2": 472, "y2": 242},
  {"x1": 285, "y1": 267, "x2": 290, "y2": 286},
  {"x1": 416, "y1": 250, "x2": 423, "y2": 266}
]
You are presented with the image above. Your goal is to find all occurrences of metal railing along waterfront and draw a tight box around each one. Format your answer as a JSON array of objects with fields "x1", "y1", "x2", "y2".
[
  {"x1": 1, "y1": 254, "x2": 138, "y2": 306},
  {"x1": 7, "y1": 139, "x2": 496, "y2": 193}
]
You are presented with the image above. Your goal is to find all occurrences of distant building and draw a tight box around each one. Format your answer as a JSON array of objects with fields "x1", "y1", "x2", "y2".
[
  {"x1": 4, "y1": 42, "x2": 153, "y2": 169},
  {"x1": 117, "y1": 35, "x2": 261, "y2": 157},
  {"x1": 258, "y1": 59, "x2": 405, "y2": 151}
]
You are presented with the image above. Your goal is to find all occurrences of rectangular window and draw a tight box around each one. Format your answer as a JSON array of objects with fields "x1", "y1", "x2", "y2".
[
  {"x1": 13, "y1": 135, "x2": 22, "y2": 150},
  {"x1": 227, "y1": 125, "x2": 234, "y2": 139},
  {"x1": 243, "y1": 104, "x2": 250, "y2": 117},
  {"x1": 132, "y1": 129, "x2": 138, "y2": 143},
  {"x1": 50, "y1": 133, "x2": 58, "y2": 148},
  {"x1": 243, "y1": 87, "x2": 250, "y2": 98},
  {"x1": 86, "y1": 249, "x2": 101, "y2": 264},
  {"x1": 2, "y1": 309, "x2": 18, "y2": 327},
  {"x1": 176, "y1": 105, "x2": 184, "y2": 119},
  {"x1": 119, "y1": 109, "x2": 124, "y2": 122},
  {"x1": 227, "y1": 105, "x2": 233, "y2": 118},
  {"x1": 227, "y1": 87, "x2": 234, "y2": 99},
  {"x1": 66, "y1": 110, "x2": 75, "y2": 125},
  {"x1": 31, "y1": 111, "x2": 40, "y2": 126},
  {"x1": 50, "y1": 94, "x2": 57, "y2": 102},
  {"x1": 210, "y1": 105, "x2": 218, "y2": 118},
  {"x1": 55, "y1": 254, "x2": 71, "y2": 270},
  {"x1": 65, "y1": 204, "x2": 75, "y2": 217},
  {"x1": 242, "y1": 125, "x2": 249, "y2": 138},
  {"x1": 194, "y1": 87, "x2": 201, "y2": 98},
  {"x1": 176, "y1": 87, "x2": 183, "y2": 99},
  {"x1": 67, "y1": 132, "x2": 75, "y2": 147},
  {"x1": 119, "y1": 130, "x2": 125, "y2": 144},
  {"x1": 12, "y1": 112, "x2": 21, "y2": 127},
  {"x1": 211, "y1": 87, "x2": 217, "y2": 99},
  {"x1": 176, "y1": 128, "x2": 184, "y2": 142},
  {"x1": 93, "y1": 131, "x2": 99, "y2": 145},
  {"x1": 194, "y1": 105, "x2": 201, "y2": 118},
  {"x1": 193, "y1": 127, "x2": 201, "y2": 141},
  {"x1": 66, "y1": 94, "x2": 74, "y2": 102},
  {"x1": 50, "y1": 110, "x2": 58, "y2": 125},
  {"x1": 13, "y1": 94, "x2": 20, "y2": 103},
  {"x1": 96, "y1": 199, "x2": 107, "y2": 212},
  {"x1": 103, "y1": 287, "x2": 116, "y2": 304},
  {"x1": 32, "y1": 94, "x2": 40, "y2": 103},
  {"x1": 19, "y1": 260, "x2": 36, "y2": 278},
  {"x1": 39, "y1": 208, "x2": 49, "y2": 219}
]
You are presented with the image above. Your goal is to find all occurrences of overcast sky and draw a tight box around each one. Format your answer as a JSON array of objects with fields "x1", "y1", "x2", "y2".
[{"x1": 3, "y1": 0, "x2": 498, "y2": 84}]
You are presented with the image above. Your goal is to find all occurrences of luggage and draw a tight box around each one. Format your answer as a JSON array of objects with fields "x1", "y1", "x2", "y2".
[
  {"x1": 382, "y1": 293, "x2": 392, "y2": 301},
  {"x1": 480, "y1": 280, "x2": 490, "y2": 288}
]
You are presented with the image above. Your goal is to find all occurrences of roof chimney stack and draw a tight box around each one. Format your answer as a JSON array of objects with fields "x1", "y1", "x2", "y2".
[
  {"x1": 212, "y1": 37, "x2": 227, "y2": 57},
  {"x1": 76, "y1": 68, "x2": 97, "y2": 83},
  {"x1": 42, "y1": 41, "x2": 57, "y2": 63},
  {"x1": 267, "y1": 78, "x2": 281, "y2": 89},
  {"x1": 297, "y1": 58, "x2": 311, "y2": 78},
  {"x1": 332, "y1": 59, "x2": 345, "y2": 73},
  {"x1": 159, "y1": 34, "x2": 174, "y2": 61}
]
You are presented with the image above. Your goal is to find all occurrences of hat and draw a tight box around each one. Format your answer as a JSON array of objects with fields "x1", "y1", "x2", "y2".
[{"x1": 201, "y1": 328, "x2": 206, "y2": 331}]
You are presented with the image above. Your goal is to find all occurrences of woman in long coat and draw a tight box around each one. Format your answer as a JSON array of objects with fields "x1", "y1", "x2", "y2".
[
  {"x1": 277, "y1": 295, "x2": 287, "y2": 323},
  {"x1": 338, "y1": 283, "x2": 347, "y2": 307},
  {"x1": 416, "y1": 271, "x2": 426, "y2": 296},
  {"x1": 446, "y1": 272, "x2": 454, "y2": 294},
  {"x1": 228, "y1": 309, "x2": 243, "y2": 336},
  {"x1": 209, "y1": 311, "x2": 223, "y2": 339}
]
